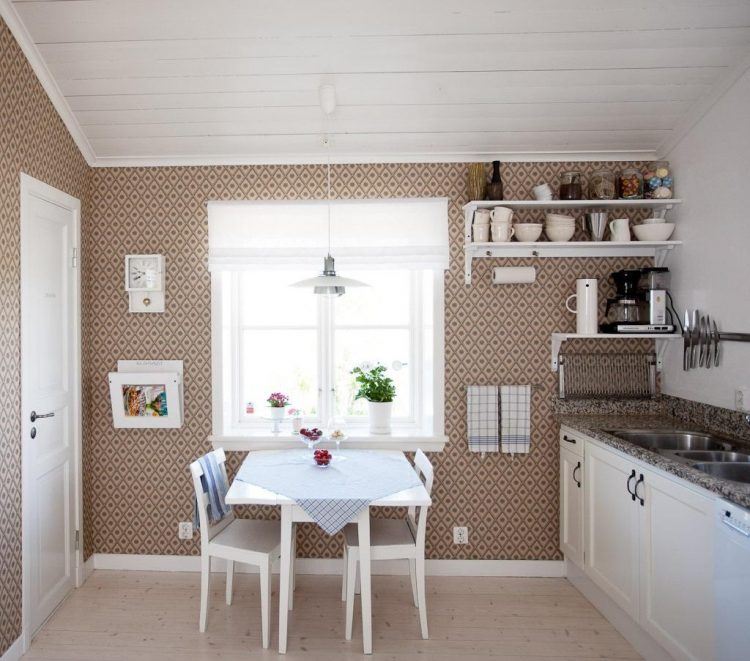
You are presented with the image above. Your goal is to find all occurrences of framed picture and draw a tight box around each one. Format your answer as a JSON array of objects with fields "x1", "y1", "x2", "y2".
[{"x1": 108, "y1": 370, "x2": 183, "y2": 428}]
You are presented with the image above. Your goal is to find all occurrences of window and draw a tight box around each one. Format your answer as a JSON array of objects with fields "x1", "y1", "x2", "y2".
[{"x1": 209, "y1": 198, "x2": 448, "y2": 438}]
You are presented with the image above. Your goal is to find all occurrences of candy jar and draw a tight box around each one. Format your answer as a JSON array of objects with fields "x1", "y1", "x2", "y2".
[
  {"x1": 618, "y1": 168, "x2": 643, "y2": 199},
  {"x1": 643, "y1": 161, "x2": 673, "y2": 199}
]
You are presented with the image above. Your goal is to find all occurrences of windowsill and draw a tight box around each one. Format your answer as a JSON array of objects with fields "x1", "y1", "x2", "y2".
[{"x1": 209, "y1": 428, "x2": 448, "y2": 452}]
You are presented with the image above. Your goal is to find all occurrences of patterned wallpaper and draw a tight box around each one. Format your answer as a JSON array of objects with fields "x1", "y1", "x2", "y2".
[
  {"x1": 0, "y1": 17, "x2": 90, "y2": 656},
  {"x1": 84, "y1": 162, "x2": 654, "y2": 562}
]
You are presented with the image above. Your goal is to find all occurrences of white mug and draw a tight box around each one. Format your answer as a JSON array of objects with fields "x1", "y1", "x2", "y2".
[
  {"x1": 532, "y1": 183, "x2": 553, "y2": 201},
  {"x1": 566, "y1": 278, "x2": 599, "y2": 334},
  {"x1": 609, "y1": 217, "x2": 631, "y2": 242},
  {"x1": 491, "y1": 222, "x2": 514, "y2": 242},
  {"x1": 473, "y1": 209, "x2": 491, "y2": 225},
  {"x1": 473, "y1": 224, "x2": 490, "y2": 242},
  {"x1": 490, "y1": 206, "x2": 514, "y2": 224}
]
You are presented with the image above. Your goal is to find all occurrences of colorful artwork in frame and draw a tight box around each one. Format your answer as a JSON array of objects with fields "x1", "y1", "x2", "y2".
[{"x1": 109, "y1": 368, "x2": 183, "y2": 428}]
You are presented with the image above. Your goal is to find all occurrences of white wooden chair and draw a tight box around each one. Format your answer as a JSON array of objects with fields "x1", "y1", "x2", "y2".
[
  {"x1": 190, "y1": 448, "x2": 285, "y2": 649},
  {"x1": 341, "y1": 449, "x2": 434, "y2": 640}
]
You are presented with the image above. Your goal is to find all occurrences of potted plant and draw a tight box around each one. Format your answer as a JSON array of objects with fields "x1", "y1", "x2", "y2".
[
  {"x1": 266, "y1": 392, "x2": 290, "y2": 420},
  {"x1": 351, "y1": 364, "x2": 396, "y2": 434}
]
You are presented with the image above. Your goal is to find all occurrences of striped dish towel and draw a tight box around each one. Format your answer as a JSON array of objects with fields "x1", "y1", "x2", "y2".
[
  {"x1": 500, "y1": 385, "x2": 531, "y2": 454},
  {"x1": 467, "y1": 385, "x2": 499, "y2": 453},
  {"x1": 193, "y1": 453, "x2": 231, "y2": 529}
]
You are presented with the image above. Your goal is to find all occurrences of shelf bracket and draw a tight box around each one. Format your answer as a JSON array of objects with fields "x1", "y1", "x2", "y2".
[{"x1": 551, "y1": 334, "x2": 564, "y2": 372}]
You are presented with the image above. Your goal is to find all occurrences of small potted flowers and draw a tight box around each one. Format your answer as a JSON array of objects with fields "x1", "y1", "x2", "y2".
[
  {"x1": 287, "y1": 408, "x2": 304, "y2": 433},
  {"x1": 266, "y1": 392, "x2": 290, "y2": 421},
  {"x1": 351, "y1": 364, "x2": 396, "y2": 434}
]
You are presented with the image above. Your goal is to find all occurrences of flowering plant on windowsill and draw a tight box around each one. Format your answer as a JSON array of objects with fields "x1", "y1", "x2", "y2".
[{"x1": 267, "y1": 392, "x2": 290, "y2": 408}]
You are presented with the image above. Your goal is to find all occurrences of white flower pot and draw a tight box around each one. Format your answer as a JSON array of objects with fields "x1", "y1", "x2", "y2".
[
  {"x1": 268, "y1": 406, "x2": 287, "y2": 421},
  {"x1": 368, "y1": 401, "x2": 393, "y2": 435}
]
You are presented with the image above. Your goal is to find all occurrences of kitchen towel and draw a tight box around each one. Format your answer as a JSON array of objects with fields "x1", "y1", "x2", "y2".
[
  {"x1": 467, "y1": 385, "x2": 499, "y2": 453},
  {"x1": 500, "y1": 385, "x2": 531, "y2": 454},
  {"x1": 194, "y1": 452, "x2": 232, "y2": 529}
]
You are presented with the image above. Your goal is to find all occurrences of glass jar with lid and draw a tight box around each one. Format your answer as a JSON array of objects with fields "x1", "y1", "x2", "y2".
[
  {"x1": 558, "y1": 171, "x2": 582, "y2": 200},
  {"x1": 643, "y1": 161, "x2": 673, "y2": 199},
  {"x1": 588, "y1": 170, "x2": 616, "y2": 200},
  {"x1": 618, "y1": 168, "x2": 643, "y2": 199}
]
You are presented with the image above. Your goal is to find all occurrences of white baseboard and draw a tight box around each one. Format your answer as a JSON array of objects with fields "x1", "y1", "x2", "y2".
[
  {"x1": 82, "y1": 554, "x2": 95, "y2": 582},
  {"x1": 565, "y1": 560, "x2": 672, "y2": 661},
  {"x1": 92, "y1": 553, "x2": 564, "y2": 577},
  {"x1": 0, "y1": 636, "x2": 23, "y2": 661}
]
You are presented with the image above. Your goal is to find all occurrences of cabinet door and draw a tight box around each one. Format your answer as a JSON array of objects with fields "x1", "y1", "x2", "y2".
[
  {"x1": 560, "y1": 446, "x2": 584, "y2": 566},
  {"x1": 639, "y1": 469, "x2": 714, "y2": 661},
  {"x1": 584, "y1": 442, "x2": 640, "y2": 619}
]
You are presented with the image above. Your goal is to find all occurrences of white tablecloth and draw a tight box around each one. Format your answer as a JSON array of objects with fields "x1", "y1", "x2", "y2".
[{"x1": 236, "y1": 449, "x2": 422, "y2": 534}]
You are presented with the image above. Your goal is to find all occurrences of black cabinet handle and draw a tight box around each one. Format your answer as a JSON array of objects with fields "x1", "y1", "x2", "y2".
[
  {"x1": 635, "y1": 474, "x2": 645, "y2": 506},
  {"x1": 573, "y1": 461, "x2": 582, "y2": 488},
  {"x1": 627, "y1": 469, "x2": 637, "y2": 500},
  {"x1": 563, "y1": 435, "x2": 576, "y2": 444}
]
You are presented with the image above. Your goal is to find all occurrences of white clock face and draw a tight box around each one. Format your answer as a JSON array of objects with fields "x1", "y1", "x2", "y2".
[{"x1": 127, "y1": 256, "x2": 161, "y2": 290}]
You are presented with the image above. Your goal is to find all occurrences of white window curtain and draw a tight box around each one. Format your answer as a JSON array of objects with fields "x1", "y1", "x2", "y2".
[{"x1": 207, "y1": 198, "x2": 450, "y2": 271}]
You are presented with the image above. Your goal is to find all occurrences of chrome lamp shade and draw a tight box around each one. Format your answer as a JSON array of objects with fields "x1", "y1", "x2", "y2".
[{"x1": 291, "y1": 255, "x2": 368, "y2": 296}]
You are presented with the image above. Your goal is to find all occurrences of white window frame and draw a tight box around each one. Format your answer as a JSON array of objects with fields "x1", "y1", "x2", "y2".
[{"x1": 210, "y1": 270, "x2": 445, "y2": 447}]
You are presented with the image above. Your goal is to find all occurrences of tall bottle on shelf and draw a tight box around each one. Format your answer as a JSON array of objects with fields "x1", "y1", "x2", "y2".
[{"x1": 487, "y1": 160, "x2": 504, "y2": 200}]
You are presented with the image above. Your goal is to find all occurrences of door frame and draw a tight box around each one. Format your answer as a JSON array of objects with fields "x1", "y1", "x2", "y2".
[{"x1": 19, "y1": 173, "x2": 83, "y2": 651}]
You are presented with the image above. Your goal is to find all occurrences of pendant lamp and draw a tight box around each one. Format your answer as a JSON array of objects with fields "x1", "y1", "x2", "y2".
[{"x1": 291, "y1": 85, "x2": 367, "y2": 297}]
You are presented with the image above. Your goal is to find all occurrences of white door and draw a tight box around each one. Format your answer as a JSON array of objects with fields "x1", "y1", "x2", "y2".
[
  {"x1": 583, "y1": 442, "x2": 640, "y2": 619},
  {"x1": 639, "y1": 469, "x2": 714, "y2": 661},
  {"x1": 20, "y1": 174, "x2": 81, "y2": 637},
  {"x1": 559, "y1": 445, "x2": 584, "y2": 566}
]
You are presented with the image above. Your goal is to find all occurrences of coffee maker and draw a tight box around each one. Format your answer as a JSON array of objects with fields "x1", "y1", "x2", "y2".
[{"x1": 600, "y1": 268, "x2": 676, "y2": 333}]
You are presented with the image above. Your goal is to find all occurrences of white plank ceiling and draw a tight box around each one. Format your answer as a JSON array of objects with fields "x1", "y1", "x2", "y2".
[{"x1": 7, "y1": 0, "x2": 750, "y2": 165}]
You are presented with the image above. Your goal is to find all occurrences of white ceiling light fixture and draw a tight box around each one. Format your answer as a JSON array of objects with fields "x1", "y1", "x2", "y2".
[{"x1": 292, "y1": 85, "x2": 368, "y2": 297}]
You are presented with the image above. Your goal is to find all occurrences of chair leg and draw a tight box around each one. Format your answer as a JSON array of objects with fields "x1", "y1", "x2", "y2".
[
  {"x1": 259, "y1": 558, "x2": 271, "y2": 650},
  {"x1": 409, "y1": 558, "x2": 418, "y2": 607},
  {"x1": 225, "y1": 559, "x2": 234, "y2": 605},
  {"x1": 416, "y1": 555, "x2": 428, "y2": 639},
  {"x1": 354, "y1": 562, "x2": 361, "y2": 595},
  {"x1": 345, "y1": 551, "x2": 356, "y2": 640},
  {"x1": 289, "y1": 524, "x2": 296, "y2": 610},
  {"x1": 341, "y1": 546, "x2": 348, "y2": 602},
  {"x1": 199, "y1": 554, "x2": 210, "y2": 632}
]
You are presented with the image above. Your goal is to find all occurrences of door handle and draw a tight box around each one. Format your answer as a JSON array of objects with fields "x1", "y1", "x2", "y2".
[
  {"x1": 30, "y1": 411, "x2": 55, "y2": 423},
  {"x1": 626, "y1": 469, "x2": 637, "y2": 500},
  {"x1": 634, "y1": 474, "x2": 645, "y2": 506},
  {"x1": 562, "y1": 435, "x2": 576, "y2": 444},
  {"x1": 573, "y1": 461, "x2": 581, "y2": 488}
]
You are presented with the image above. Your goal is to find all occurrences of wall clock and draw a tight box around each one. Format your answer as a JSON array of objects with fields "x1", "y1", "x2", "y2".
[{"x1": 125, "y1": 254, "x2": 165, "y2": 313}]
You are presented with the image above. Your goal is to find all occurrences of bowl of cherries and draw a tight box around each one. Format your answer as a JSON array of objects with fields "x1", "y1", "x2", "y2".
[
  {"x1": 313, "y1": 448, "x2": 332, "y2": 467},
  {"x1": 300, "y1": 427, "x2": 323, "y2": 449}
]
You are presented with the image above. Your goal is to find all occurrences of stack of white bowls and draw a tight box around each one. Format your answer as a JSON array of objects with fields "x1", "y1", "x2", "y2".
[{"x1": 545, "y1": 213, "x2": 576, "y2": 242}]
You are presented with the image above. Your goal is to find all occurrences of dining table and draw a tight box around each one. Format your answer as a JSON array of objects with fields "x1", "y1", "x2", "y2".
[{"x1": 224, "y1": 448, "x2": 432, "y2": 655}]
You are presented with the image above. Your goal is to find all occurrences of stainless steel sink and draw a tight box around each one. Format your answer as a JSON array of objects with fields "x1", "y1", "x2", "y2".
[
  {"x1": 691, "y1": 463, "x2": 750, "y2": 484},
  {"x1": 674, "y1": 451, "x2": 750, "y2": 463},
  {"x1": 605, "y1": 430, "x2": 734, "y2": 452}
]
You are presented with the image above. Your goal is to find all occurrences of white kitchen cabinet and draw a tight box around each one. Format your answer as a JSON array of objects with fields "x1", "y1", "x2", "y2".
[
  {"x1": 639, "y1": 468, "x2": 714, "y2": 661},
  {"x1": 583, "y1": 441, "x2": 641, "y2": 620},
  {"x1": 559, "y1": 435, "x2": 584, "y2": 567}
]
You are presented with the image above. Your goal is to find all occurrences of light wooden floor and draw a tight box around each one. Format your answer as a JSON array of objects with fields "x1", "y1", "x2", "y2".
[{"x1": 22, "y1": 570, "x2": 641, "y2": 660}]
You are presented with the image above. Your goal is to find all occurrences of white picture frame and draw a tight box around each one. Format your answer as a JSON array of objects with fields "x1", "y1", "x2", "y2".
[{"x1": 108, "y1": 369, "x2": 183, "y2": 428}]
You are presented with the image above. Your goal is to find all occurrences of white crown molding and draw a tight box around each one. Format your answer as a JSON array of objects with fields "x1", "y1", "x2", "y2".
[
  {"x1": 0, "y1": 0, "x2": 96, "y2": 166},
  {"x1": 658, "y1": 48, "x2": 750, "y2": 159},
  {"x1": 91, "y1": 553, "x2": 564, "y2": 577},
  {"x1": 92, "y1": 150, "x2": 658, "y2": 168}
]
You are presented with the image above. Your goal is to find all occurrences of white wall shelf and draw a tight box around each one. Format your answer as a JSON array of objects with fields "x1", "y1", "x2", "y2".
[
  {"x1": 463, "y1": 199, "x2": 682, "y2": 284},
  {"x1": 550, "y1": 332, "x2": 682, "y2": 372}
]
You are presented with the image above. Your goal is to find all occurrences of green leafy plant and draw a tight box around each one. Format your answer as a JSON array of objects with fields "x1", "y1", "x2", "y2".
[{"x1": 351, "y1": 364, "x2": 396, "y2": 403}]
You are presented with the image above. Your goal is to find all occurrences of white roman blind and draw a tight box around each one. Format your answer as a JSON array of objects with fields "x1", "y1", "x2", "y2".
[{"x1": 207, "y1": 198, "x2": 449, "y2": 271}]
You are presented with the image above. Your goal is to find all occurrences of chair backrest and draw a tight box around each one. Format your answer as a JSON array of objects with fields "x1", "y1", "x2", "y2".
[
  {"x1": 189, "y1": 448, "x2": 234, "y2": 546},
  {"x1": 408, "y1": 449, "x2": 434, "y2": 548}
]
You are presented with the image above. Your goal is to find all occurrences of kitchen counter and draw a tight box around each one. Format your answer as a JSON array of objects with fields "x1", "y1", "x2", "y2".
[{"x1": 558, "y1": 413, "x2": 750, "y2": 509}]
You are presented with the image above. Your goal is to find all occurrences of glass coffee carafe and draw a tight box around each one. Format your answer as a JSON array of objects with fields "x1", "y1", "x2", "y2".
[{"x1": 605, "y1": 297, "x2": 645, "y2": 325}]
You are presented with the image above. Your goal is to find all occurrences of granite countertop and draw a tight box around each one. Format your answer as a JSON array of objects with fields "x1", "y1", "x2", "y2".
[{"x1": 557, "y1": 413, "x2": 750, "y2": 509}]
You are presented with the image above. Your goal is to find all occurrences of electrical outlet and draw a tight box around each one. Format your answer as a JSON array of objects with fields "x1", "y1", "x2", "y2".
[
  {"x1": 178, "y1": 522, "x2": 193, "y2": 540},
  {"x1": 453, "y1": 526, "x2": 469, "y2": 545}
]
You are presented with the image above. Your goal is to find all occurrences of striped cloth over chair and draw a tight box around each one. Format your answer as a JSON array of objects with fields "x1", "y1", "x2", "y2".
[
  {"x1": 193, "y1": 451, "x2": 232, "y2": 528},
  {"x1": 467, "y1": 385, "x2": 499, "y2": 453},
  {"x1": 500, "y1": 385, "x2": 531, "y2": 454}
]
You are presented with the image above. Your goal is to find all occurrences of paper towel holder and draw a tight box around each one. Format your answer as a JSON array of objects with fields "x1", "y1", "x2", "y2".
[{"x1": 492, "y1": 266, "x2": 537, "y2": 285}]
